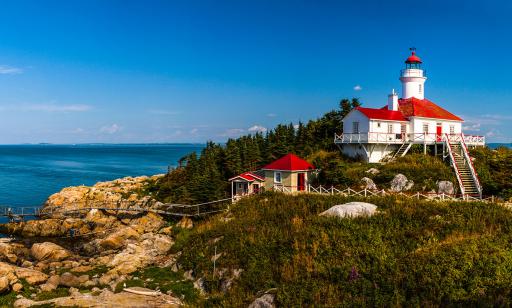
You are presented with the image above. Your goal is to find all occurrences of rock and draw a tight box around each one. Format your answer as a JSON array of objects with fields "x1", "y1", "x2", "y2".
[
  {"x1": 437, "y1": 180, "x2": 455, "y2": 195},
  {"x1": 39, "y1": 282, "x2": 57, "y2": 292},
  {"x1": 14, "y1": 267, "x2": 48, "y2": 285},
  {"x1": 21, "y1": 261, "x2": 33, "y2": 268},
  {"x1": 249, "y1": 292, "x2": 276, "y2": 308},
  {"x1": 99, "y1": 226, "x2": 140, "y2": 250},
  {"x1": 130, "y1": 212, "x2": 165, "y2": 234},
  {"x1": 31, "y1": 242, "x2": 71, "y2": 262},
  {"x1": 390, "y1": 174, "x2": 414, "y2": 192},
  {"x1": 71, "y1": 265, "x2": 93, "y2": 273},
  {"x1": 176, "y1": 217, "x2": 193, "y2": 229},
  {"x1": 0, "y1": 276, "x2": 10, "y2": 294},
  {"x1": 12, "y1": 282, "x2": 23, "y2": 292},
  {"x1": 320, "y1": 202, "x2": 378, "y2": 218},
  {"x1": 59, "y1": 272, "x2": 89, "y2": 288},
  {"x1": 158, "y1": 226, "x2": 173, "y2": 235},
  {"x1": 0, "y1": 243, "x2": 18, "y2": 263},
  {"x1": 360, "y1": 177, "x2": 377, "y2": 191},
  {"x1": 366, "y1": 168, "x2": 380, "y2": 175}
]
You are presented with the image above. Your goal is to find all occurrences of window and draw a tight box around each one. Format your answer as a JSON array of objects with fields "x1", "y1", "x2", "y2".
[
  {"x1": 423, "y1": 123, "x2": 429, "y2": 133},
  {"x1": 449, "y1": 125, "x2": 455, "y2": 134},
  {"x1": 377, "y1": 122, "x2": 381, "y2": 128},
  {"x1": 238, "y1": 183, "x2": 243, "y2": 189},
  {"x1": 387, "y1": 123, "x2": 393, "y2": 134},
  {"x1": 401, "y1": 124, "x2": 407, "y2": 134},
  {"x1": 419, "y1": 84, "x2": 422, "y2": 94},
  {"x1": 274, "y1": 171, "x2": 282, "y2": 183},
  {"x1": 352, "y1": 122, "x2": 359, "y2": 133}
]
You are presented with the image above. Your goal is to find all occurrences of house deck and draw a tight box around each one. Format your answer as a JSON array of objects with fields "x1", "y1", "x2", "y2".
[{"x1": 334, "y1": 133, "x2": 485, "y2": 147}]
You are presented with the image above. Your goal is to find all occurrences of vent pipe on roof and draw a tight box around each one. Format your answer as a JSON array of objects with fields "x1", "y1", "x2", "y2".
[{"x1": 388, "y1": 89, "x2": 398, "y2": 111}]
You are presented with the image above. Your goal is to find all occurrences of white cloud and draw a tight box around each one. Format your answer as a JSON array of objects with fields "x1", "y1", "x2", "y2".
[
  {"x1": 266, "y1": 113, "x2": 277, "y2": 117},
  {"x1": 71, "y1": 128, "x2": 85, "y2": 134},
  {"x1": 100, "y1": 124, "x2": 121, "y2": 134},
  {"x1": 148, "y1": 109, "x2": 180, "y2": 115},
  {"x1": 0, "y1": 65, "x2": 23, "y2": 74},
  {"x1": 248, "y1": 125, "x2": 267, "y2": 133},
  {"x1": 353, "y1": 85, "x2": 362, "y2": 91},
  {"x1": 463, "y1": 122, "x2": 481, "y2": 132},
  {"x1": 221, "y1": 128, "x2": 245, "y2": 137},
  {"x1": 190, "y1": 128, "x2": 199, "y2": 134}
]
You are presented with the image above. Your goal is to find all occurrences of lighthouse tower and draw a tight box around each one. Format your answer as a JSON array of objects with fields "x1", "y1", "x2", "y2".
[{"x1": 400, "y1": 48, "x2": 427, "y2": 99}]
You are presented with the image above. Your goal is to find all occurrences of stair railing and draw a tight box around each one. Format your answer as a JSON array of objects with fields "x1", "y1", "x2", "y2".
[
  {"x1": 460, "y1": 133, "x2": 483, "y2": 198},
  {"x1": 444, "y1": 134, "x2": 465, "y2": 196}
]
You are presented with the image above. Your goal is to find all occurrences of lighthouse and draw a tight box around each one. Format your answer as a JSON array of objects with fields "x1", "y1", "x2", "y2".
[{"x1": 399, "y1": 48, "x2": 427, "y2": 99}]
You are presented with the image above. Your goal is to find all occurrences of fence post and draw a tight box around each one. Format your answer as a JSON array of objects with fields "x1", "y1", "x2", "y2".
[
  {"x1": 416, "y1": 192, "x2": 420, "y2": 200},
  {"x1": 364, "y1": 189, "x2": 367, "y2": 197},
  {"x1": 331, "y1": 186, "x2": 334, "y2": 195}
]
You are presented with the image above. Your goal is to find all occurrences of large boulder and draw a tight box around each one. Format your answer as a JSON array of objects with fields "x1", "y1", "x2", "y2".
[
  {"x1": 31, "y1": 242, "x2": 71, "y2": 262},
  {"x1": 390, "y1": 174, "x2": 414, "y2": 192},
  {"x1": 59, "y1": 272, "x2": 89, "y2": 288},
  {"x1": 437, "y1": 181, "x2": 455, "y2": 195},
  {"x1": 99, "y1": 226, "x2": 140, "y2": 250},
  {"x1": 360, "y1": 177, "x2": 377, "y2": 191},
  {"x1": 320, "y1": 202, "x2": 378, "y2": 218}
]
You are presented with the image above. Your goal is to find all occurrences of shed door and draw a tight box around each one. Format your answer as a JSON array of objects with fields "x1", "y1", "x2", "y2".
[{"x1": 297, "y1": 173, "x2": 306, "y2": 191}]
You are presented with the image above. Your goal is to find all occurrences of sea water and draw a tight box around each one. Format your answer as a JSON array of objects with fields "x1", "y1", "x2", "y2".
[{"x1": 0, "y1": 144, "x2": 203, "y2": 208}]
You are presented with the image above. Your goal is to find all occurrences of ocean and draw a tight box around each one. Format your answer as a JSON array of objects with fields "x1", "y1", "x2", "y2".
[{"x1": 0, "y1": 144, "x2": 204, "y2": 208}]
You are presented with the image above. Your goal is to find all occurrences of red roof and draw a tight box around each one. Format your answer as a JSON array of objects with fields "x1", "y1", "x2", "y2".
[
  {"x1": 228, "y1": 171, "x2": 265, "y2": 182},
  {"x1": 263, "y1": 153, "x2": 315, "y2": 171},
  {"x1": 405, "y1": 51, "x2": 422, "y2": 63},
  {"x1": 398, "y1": 97, "x2": 463, "y2": 121},
  {"x1": 355, "y1": 106, "x2": 407, "y2": 121}
]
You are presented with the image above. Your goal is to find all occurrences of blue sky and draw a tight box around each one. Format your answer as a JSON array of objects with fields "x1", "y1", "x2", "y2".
[{"x1": 0, "y1": 0, "x2": 511, "y2": 143}]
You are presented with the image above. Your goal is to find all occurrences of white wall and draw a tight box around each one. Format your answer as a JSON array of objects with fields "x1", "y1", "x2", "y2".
[
  {"x1": 369, "y1": 120, "x2": 409, "y2": 134},
  {"x1": 342, "y1": 110, "x2": 369, "y2": 133},
  {"x1": 400, "y1": 69, "x2": 427, "y2": 99}
]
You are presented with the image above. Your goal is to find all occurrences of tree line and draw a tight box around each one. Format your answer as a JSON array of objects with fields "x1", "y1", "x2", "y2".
[{"x1": 148, "y1": 98, "x2": 361, "y2": 203}]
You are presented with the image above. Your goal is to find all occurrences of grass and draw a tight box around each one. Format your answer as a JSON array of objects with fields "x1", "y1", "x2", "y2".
[{"x1": 175, "y1": 192, "x2": 512, "y2": 306}]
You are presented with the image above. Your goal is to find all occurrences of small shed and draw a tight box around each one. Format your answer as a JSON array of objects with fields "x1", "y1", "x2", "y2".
[
  {"x1": 229, "y1": 171, "x2": 265, "y2": 200},
  {"x1": 262, "y1": 153, "x2": 316, "y2": 192}
]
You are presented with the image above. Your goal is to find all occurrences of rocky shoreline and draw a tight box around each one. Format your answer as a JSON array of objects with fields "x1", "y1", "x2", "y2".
[{"x1": 0, "y1": 175, "x2": 194, "y2": 307}]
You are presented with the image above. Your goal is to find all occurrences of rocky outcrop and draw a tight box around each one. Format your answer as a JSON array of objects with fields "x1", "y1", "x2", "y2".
[
  {"x1": 0, "y1": 276, "x2": 9, "y2": 294},
  {"x1": 366, "y1": 168, "x2": 380, "y2": 175},
  {"x1": 437, "y1": 181, "x2": 455, "y2": 195},
  {"x1": 249, "y1": 291, "x2": 277, "y2": 308},
  {"x1": 390, "y1": 174, "x2": 414, "y2": 192},
  {"x1": 31, "y1": 242, "x2": 72, "y2": 262},
  {"x1": 42, "y1": 175, "x2": 164, "y2": 215},
  {"x1": 320, "y1": 202, "x2": 378, "y2": 218}
]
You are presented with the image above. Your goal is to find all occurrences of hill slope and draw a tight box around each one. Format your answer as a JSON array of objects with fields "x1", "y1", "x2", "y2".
[{"x1": 175, "y1": 193, "x2": 512, "y2": 306}]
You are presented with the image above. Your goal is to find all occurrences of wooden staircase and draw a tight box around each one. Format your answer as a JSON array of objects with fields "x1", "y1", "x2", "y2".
[
  {"x1": 444, "y1": 135, "x2": 482, "y2": 198},
  {"x1": 391, "y1": 142, "x2": 412, "y2": 160}
]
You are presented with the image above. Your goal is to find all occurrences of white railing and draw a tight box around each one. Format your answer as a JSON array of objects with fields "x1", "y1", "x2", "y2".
[
  {"x1": 460, "y1": 133, "x2": 483, "y2": 198},
  {"x1": 443, "y1": 134, "x2": 466, "y2": 196},
  {"x1": 270, "y1": 185, "x2": 496, "y2": 202},
  {"x1": 335, "y1": 133, "x2": 485, "y2": 146}
]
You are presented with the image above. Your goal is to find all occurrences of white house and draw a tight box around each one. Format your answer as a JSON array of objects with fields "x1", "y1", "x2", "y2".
[{"x1": 335, "y1": 49, "x2": 485, "y2": 198}]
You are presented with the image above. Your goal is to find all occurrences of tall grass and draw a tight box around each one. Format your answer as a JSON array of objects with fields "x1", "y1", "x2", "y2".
[{"x1": 177, "y1": 192, "x2": 512, "y2": 306}]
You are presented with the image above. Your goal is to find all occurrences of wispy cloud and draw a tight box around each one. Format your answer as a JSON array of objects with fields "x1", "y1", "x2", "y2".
[
  {"x1": 100, "y1": 124, "x2": 121, "y2": 134},
  {"x1": 463, "y1": 122, "x2": 481, "y2": 132},
  {"x1": 148, "y1": 109, "x2": 180, "y2": 115},
  {"x1": 0, "y1": 65, "x2": 23, "y2": 75},
  {"x1": 266, "y1": 113, "x2": 277, "y2": 118},
  {"x1": 220, "y1": 128, "x2": 245, "y2": 137},
  {"x1": 248, "y1": 125, "x2": 267, "y2": 133},
  {"x1": 23, "y1": 104, "x2": 92, "y2": 112},
  {"x1": 353, "y1": 85, "x2": 362, "y2": 91},
  {"x1": 0, "y1": 104, "x2": 92, "y2": 113}
]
